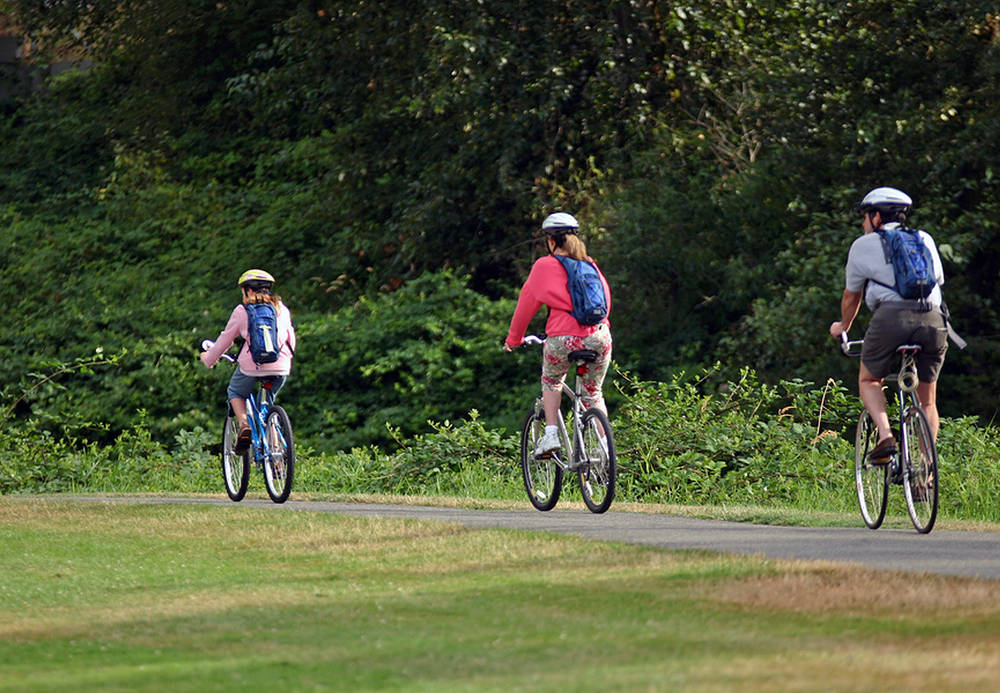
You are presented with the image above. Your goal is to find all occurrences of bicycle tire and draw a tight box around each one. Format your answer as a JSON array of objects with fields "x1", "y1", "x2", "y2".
[
  {"x1": 854, "y1": 409, "x2": 888, "y2": 530},
  {"x1": 221, "y1": 409, "x2": 250, "y2": 502},
  {"x1": 520, "y1": 409, "x2": 563, "y2": 511},
  {"x1": 902, "y1": 405, "x2": 938, "y2": 534},
  {"x1": 262, "y1": 406, "x2": 295, "y2": 504},
  {"x1": 578, "y1": 409, "x2": 617, "y2": 514}
]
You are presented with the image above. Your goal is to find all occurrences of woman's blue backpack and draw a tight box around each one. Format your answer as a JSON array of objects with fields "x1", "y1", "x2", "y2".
[{"x1": 554, "y1": 256, "x2": 608, "y2": 325}]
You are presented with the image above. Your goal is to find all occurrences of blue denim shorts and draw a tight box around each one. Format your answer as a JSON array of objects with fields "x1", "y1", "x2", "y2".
[{"x1": 227, "y1": 368, "x2": 286, "y2": 401}]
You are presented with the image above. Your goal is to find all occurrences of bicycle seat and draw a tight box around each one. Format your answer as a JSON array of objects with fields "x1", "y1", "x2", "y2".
[
  {"x1": 896, "y1": 344, "x2": 922, "y2": 354},
  {"x1": 568, "y1": 349, "x2": 599, "y2": 363}
]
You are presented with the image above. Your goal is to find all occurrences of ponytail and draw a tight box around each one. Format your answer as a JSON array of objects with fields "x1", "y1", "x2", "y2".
[{"x1": 551, "y1": 233, "x2": 588, "y2": 261}]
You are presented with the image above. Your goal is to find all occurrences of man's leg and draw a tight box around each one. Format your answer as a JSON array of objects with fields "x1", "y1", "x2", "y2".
[
  {"x1": 859, "y1": 362, "x2": 893, "y2": 443},
  {"x1": 916, "y1": 380, "x2": 939, "y2": 441}
]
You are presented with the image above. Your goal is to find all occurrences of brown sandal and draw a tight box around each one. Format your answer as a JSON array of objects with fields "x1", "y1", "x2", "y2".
[{"x1": 867, "y1": 436, "x2": 897, "y2": 464}]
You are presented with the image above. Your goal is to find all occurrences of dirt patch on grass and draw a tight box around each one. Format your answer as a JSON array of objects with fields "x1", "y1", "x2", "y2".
[{"x1": 711, "y1": 561, "x2": 1000, "y2": 615}]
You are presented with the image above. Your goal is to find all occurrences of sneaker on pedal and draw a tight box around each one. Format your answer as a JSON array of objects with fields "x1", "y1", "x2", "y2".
[
  {"x1": 534, "y1": 430, "x2": 561, "y2": 458},
  {"x1": 234, "y1": 426, "x2": 251, "y2": 454},
  {"x1": 867, "y1": 436, "x2": 897, "y2": 465}
]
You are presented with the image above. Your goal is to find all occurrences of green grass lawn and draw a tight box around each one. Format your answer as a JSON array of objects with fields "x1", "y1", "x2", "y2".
[{"x1": 2, "y1": 497, "x2": 999, "y2": 692}]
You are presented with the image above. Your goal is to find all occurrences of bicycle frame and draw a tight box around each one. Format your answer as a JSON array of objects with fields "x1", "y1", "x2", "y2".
[
  {"x1": 244, "y1": 383, "x2": 281, "y2": 465},
  {"x1": 549, "y1": 370, "x2": 589, "y2": 471},
  {"x1": 885, "y1": 349, "x2": 920, "y2": 485}
]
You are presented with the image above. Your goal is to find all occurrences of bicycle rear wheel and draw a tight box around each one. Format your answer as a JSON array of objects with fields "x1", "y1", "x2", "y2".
[
  {"x1": 854, "y1": 409, "x2": 888, "y2": 529},
  {"x1": 221, "y1": 409, "x2": 250, "y2": 502},
  {"x1": 902, "y1": 405, "x2": 938, "y2": 534},
  {"x1": 578, "y1": 409, "x2": 616, "y2": 514},
  {"x1": 262, "y1": 406, "x2": 295, "y2": 504},
  {"x1": 520, "y1": 409, "x2": 563, "y2": 511}
]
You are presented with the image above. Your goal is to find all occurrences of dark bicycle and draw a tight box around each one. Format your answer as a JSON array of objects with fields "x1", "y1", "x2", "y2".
[{"x1": 841, "y1": 333, "x2": 938, "y2": 533}]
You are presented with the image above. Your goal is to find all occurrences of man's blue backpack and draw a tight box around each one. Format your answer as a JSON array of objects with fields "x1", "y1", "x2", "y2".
[
  {"x1": 244, "y1": 302, "x2": 282, "y2": 365},
  {"x1": 554, "y1": 255, "x2": 608, "y2": 325},
  {"x1": 872, "y1": 226, "x2": 937, "y2": 300}
]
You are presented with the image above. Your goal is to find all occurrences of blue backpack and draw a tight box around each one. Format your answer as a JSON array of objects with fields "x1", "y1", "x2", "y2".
[
  {"x1": 554, "y1": 255, "x2": 608, "y2": 326},
  {"x1": 871, "y1": 226, "x2": 937, "y2": 300},
  {"x1": 244, "y1": 302, "x2": 282, "y2": 365}
]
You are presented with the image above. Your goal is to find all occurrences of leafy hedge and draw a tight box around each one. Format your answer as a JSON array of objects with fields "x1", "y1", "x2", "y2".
[{"x1": 5, "y1": 359, "x2": 1000, "y2": 524}]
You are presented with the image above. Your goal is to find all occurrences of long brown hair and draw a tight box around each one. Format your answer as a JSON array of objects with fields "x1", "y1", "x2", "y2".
[
  {"x1": 551, "y1": 232, "x2": 588, "y2": 261},
  {"x1": 243, "y1": 288, "x2": 282, "y2": 308}
]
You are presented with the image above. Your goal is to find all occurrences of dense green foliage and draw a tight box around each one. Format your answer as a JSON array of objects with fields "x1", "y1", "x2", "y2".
[{"x1": 2, "y1": 1, "x2": 1000, "y2": 466}]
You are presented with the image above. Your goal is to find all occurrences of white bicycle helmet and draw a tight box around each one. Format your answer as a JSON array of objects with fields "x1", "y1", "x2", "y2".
[
  {"x1": 859, "y1": 187, "x2": 912, "y2": 214},
  {"x1": 541, "y1": 212, "x2": 579, "y2": 234}
]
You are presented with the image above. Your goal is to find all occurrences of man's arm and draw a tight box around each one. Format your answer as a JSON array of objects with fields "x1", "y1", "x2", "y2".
[{"x1": 829, "y1": 289, "x2": 862, "y2": 338}]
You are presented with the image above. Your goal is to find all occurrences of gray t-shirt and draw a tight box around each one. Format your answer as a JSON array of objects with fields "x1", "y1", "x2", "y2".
[{"x1": 845, "y1": 223, "x2": 944, "y2": 311}]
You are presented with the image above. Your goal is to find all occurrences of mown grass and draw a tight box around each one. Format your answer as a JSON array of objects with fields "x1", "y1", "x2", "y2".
[{"x1": 2, "y1": 498, "x2": 999, "y2": 692}]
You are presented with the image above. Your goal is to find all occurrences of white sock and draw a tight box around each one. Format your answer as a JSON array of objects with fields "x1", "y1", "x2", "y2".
[{"x1": 545, "y1": 425, "x2": 558, "y2": 437}]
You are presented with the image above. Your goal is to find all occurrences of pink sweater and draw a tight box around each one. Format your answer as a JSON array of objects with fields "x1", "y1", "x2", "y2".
[
  {"x1": 201, "y1": 301, "x2": 297, "y2": 375},
  {"x1": 505, "y1": 255, "x2": 611, "y2": 347}
]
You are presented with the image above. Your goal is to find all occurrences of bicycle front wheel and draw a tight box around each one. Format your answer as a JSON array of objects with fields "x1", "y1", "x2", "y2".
[
  {"x1": 579, "y1": 409, "x2": 616, "y2": 514},
  {"x1": 262, "y1": 406, "x2": 295, "y2": 504},
  {"x1": 854, "y1": 409, "x2": 888, "y2": 529},
  {"x1": 903, "y1": 405, "x2": 938, "y2": 534},
  {"x1": 221, "y1": 409, "x2": 249, "y2": 502},
  {"x1": 520, "y1": 409, "x2": 563, "y2": 511}
]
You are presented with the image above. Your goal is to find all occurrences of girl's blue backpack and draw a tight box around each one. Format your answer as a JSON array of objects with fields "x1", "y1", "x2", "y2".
[{"x1": 244, "y1": 302, "x2": 281, "y2": 365}]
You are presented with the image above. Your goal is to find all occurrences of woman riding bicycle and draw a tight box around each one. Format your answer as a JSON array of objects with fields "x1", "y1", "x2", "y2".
[
  {"x1": 201, "y1": 269, "x2": 297, "y2": 453},
  {"x1": 504, "y1": 212, "x2": 613, "y2": 457}
]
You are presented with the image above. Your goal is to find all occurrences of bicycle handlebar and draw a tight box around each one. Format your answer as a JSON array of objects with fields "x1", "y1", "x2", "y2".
[
  {"x1": 523, "y1": 334, "x2": 545, "y2": 346},
  {"x1": 201, "y1": 339, "x2": 236, "y2": 363},
  {"x1": 839, "y1": 332, "x2": 863, "y2": 358}
]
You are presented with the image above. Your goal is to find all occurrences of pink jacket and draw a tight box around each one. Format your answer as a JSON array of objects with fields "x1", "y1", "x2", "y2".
[
  {"x1": 201, "y1": 301, "x2": 297, "y2": 375},
  {"x1": 505, "y1": 255, "x2": 611, "y2": 347}
]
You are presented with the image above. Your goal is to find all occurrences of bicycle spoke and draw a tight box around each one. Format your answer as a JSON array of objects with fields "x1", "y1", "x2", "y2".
[
  {"x1": 903, "y1": 406, "x2": 938, "y2": 533},
  {"x1": 520, "y1": 409, "x2": 562, "y2": 511},
  {"x1": 221, "y1": 410, "x2": 249, "y2": 502},
  {"x1": 579, "y1": 409, "x2": 616, "y2": 514},
  {"x1": 854, "y1": 410, "x2": 888, "y2": 529},
  {"x1": 262, "y1": 406, "x2": 295, "y2": 503}
]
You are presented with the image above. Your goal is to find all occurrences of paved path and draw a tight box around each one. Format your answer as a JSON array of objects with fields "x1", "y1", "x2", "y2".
[{"x1": 56, "y1": 496, "x2": 1000, "y2": 580}]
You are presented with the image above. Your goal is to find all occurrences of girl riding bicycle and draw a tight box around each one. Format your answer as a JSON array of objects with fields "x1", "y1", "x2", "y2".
[
  {"x1": 201, "y1": 269, "x2": 297, "y2": 453},
  {"x1": 504, "y1": 212, "x2": 613, "y2": 457}
]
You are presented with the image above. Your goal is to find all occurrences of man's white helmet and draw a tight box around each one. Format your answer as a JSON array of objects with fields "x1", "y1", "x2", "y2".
[
  {"x1": 859, "y1": 187, "x2": 912, "y2": 213},
  {"x1": 541, "y1": 212, "x2": 579, "y2": 234}
]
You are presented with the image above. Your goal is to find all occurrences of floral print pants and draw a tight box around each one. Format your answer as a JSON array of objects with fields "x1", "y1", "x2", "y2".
[{"x1": 540, "y1": 323, "x2": 613, "y2": 410}]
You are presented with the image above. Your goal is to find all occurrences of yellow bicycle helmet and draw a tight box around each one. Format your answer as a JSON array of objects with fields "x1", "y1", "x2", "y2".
[{"x1": 238, "y1": 269, "x2": 275, "y2": 289}]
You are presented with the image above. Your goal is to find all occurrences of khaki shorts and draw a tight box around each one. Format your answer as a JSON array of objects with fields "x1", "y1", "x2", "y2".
[{"x1": 862, "y1": 304, "x2": 948, "y2": 382}]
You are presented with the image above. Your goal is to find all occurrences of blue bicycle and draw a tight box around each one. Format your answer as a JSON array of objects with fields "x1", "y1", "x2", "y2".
[{"x1": 202, "y1": 340, "x2": 295, "y2": 503}]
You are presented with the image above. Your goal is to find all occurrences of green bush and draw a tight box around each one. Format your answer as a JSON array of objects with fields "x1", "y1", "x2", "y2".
[{"x1": 612, "y1": 365, "x2": 857, "y2": 509}]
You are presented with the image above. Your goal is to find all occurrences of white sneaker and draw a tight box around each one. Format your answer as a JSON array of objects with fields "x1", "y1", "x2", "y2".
[{"x1": 534, "y1": 429, "x2": 561, "y2": 458}]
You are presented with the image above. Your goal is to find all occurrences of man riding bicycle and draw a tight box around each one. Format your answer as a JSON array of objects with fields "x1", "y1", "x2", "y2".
[{"x1": 828, "y1": 187, "x2": 949, "y2": 461}]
